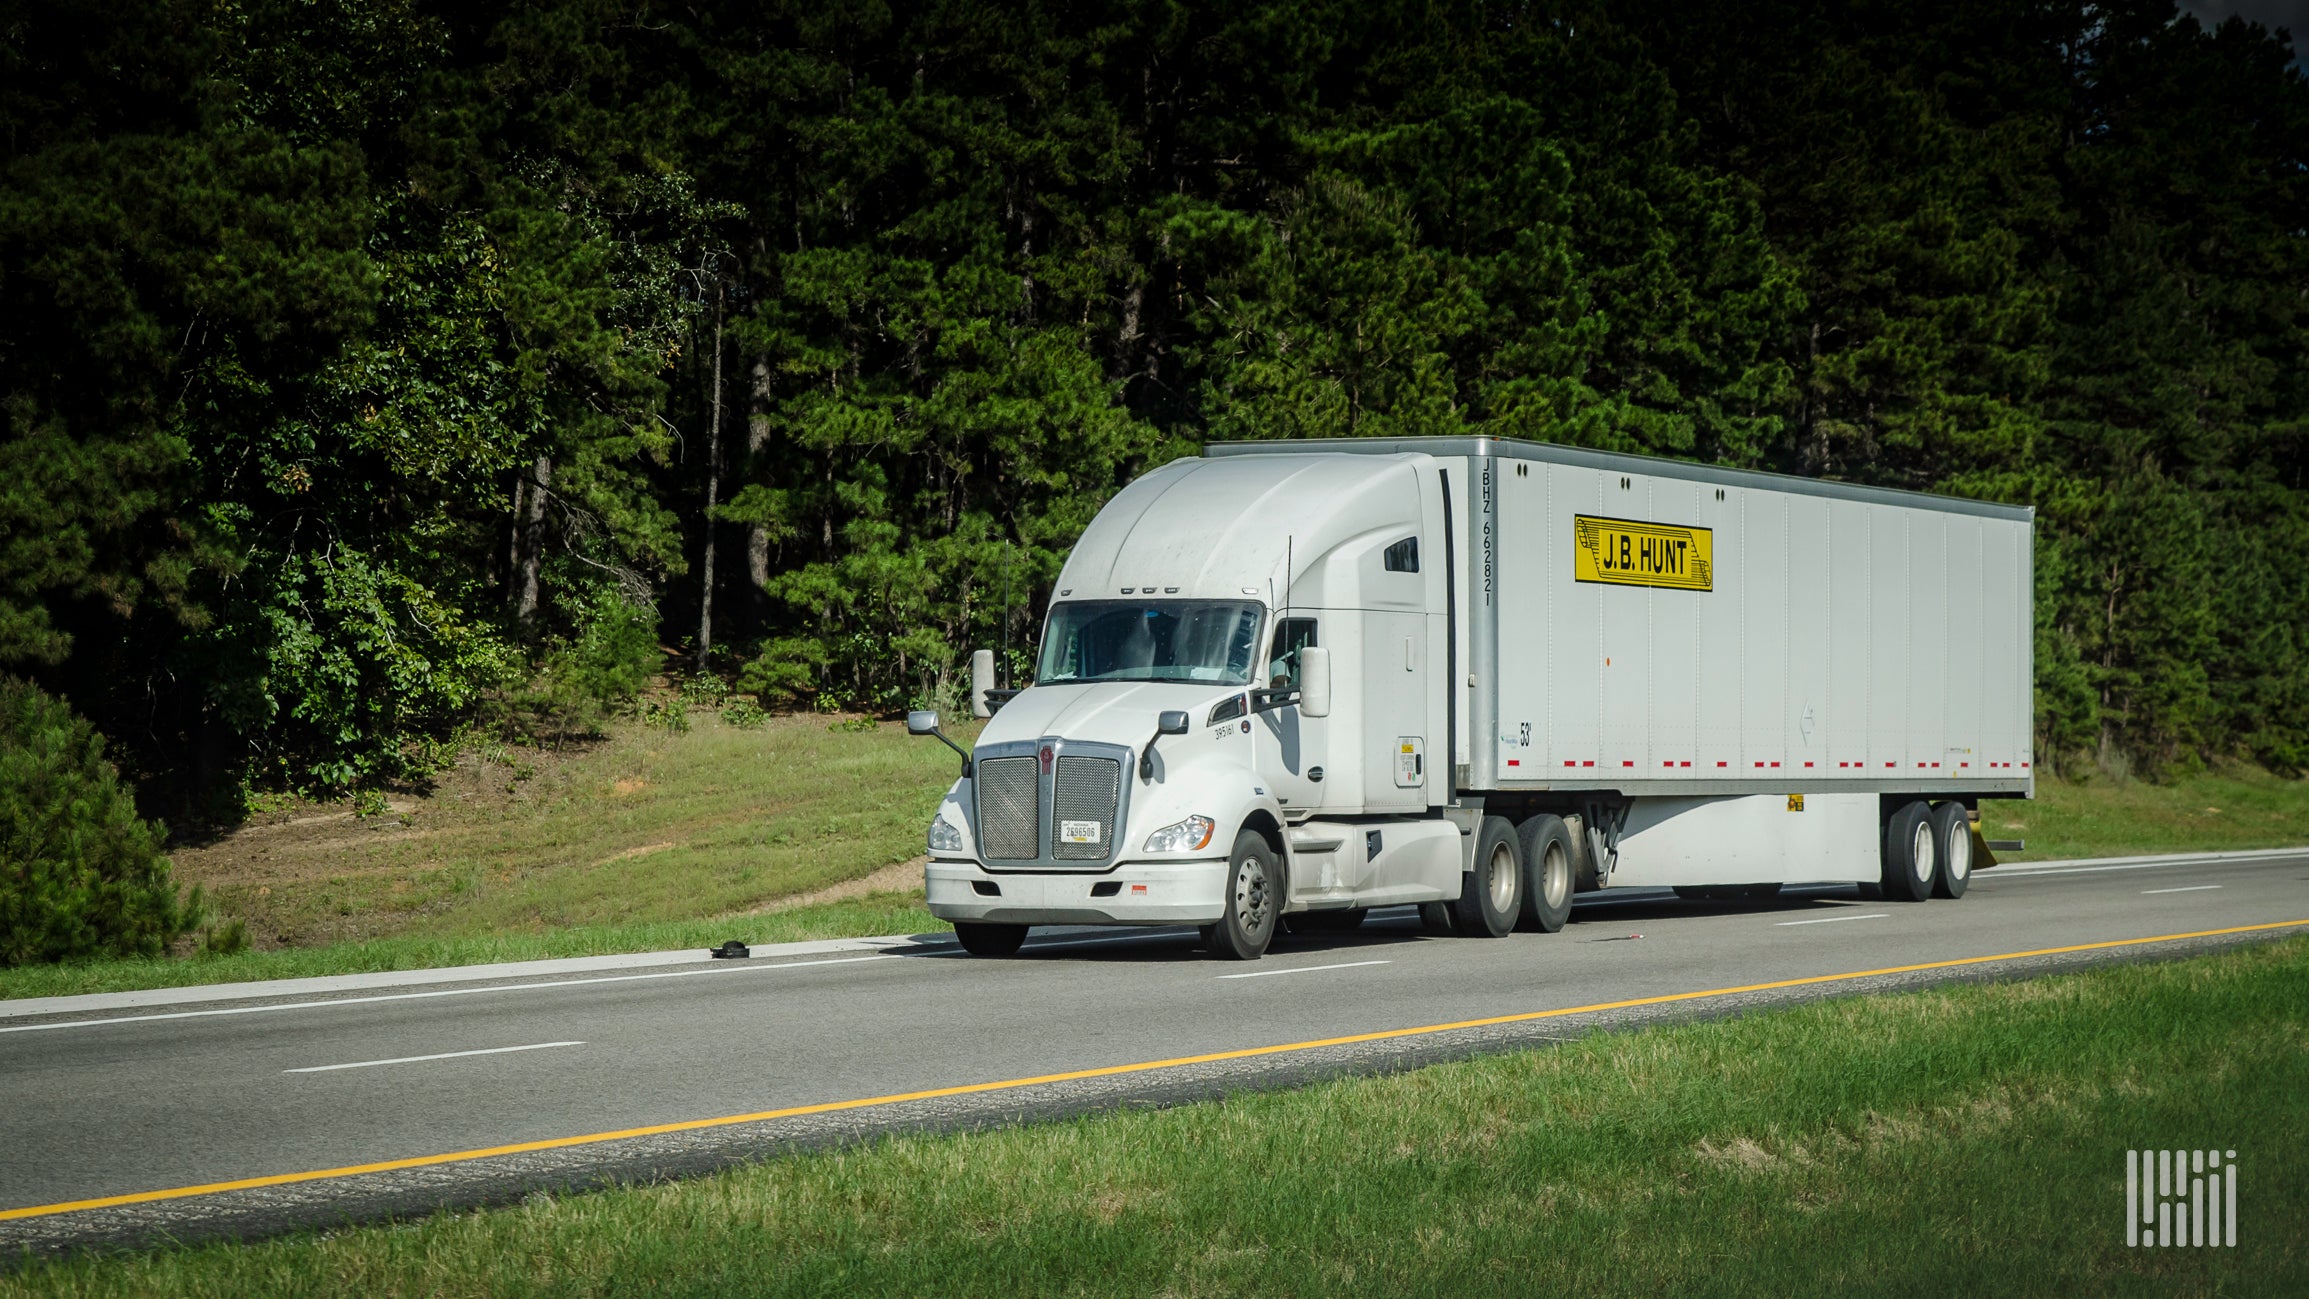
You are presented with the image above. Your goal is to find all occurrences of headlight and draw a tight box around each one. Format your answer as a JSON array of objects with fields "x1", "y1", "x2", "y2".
[
  {"x1": 928, "y1": 815, "x2": 965, "y2": 853},
  {"x1": 1143, "y1": 815, "x2": 1216, "y2": 854}
]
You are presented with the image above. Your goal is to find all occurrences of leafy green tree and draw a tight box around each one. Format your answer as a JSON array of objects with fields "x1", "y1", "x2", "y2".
[{"x1": 0, "y1": 677, "x2": 195, "y2": 965}]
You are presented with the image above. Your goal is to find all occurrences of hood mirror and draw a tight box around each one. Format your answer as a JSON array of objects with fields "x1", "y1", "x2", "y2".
[
  {"x1": 906, "y1": 709, "x2": 972, "y2": 777},
  {"x1": 1140, "y1": 710, "x2": 1191, "y2": 782}
]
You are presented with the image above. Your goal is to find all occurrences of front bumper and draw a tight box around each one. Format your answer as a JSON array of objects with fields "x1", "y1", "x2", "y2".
[{"x1": 926, "y1": 857, "x2": 1229, "y2": 926}]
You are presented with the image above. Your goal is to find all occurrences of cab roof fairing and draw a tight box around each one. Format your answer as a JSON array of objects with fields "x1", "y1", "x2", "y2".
[{"x1": 1054, "y1": 452, "x2": 1430, "y2": 608}]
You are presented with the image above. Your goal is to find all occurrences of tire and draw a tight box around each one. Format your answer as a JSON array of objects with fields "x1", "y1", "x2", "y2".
[
  {"x1": 953, "y1": 922, "x2": 1027, "y2": 956},
  {"x1": 1930, "y1": 802, "x2": 1972, "y2": 899},
  {"x1": 1288, "y1": 908, "x2": 1368, "y2": 934},
  {"x1": 1418, "y1": 902, "x2": 1459, "y2": 935},
  {"x1": 1208, "y1": 829, "x2": 1282, "y2": 960},
  {"x1": 1881, "y1": 800, "x2": 1937, "y2": 903},
  {"x1": 1516, "y1": 814, "x2": 1576, "y2": 933},
  {"x1": 1452, "y1": 816, "x2": 1523, "y2": 938}
]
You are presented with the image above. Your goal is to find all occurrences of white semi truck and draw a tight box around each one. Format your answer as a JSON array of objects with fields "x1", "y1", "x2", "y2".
[{"x1": 909, "y1": 436, "x2": 2034, "y2": 959}]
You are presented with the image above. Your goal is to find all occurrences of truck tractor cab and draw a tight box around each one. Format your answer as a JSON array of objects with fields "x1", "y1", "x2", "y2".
[{"x1": 913, "y1": 450, "x2": 1463, "y2": 960}]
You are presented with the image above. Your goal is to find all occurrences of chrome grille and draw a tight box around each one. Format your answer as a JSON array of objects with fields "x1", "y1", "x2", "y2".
[
  {"x1": 1051, "y1": 756, "x2": 1122, "y2": 861},
  {"x1": 976, "y1": 756, "x2": 1041, "y2": 860}
]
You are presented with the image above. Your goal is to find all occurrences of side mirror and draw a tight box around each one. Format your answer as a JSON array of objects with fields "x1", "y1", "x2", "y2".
[
  {"x1": 970, "y1": 650, "x2": 995, "y2": 720},
  {"x1": 1299, "y1": 647, "x2": 1331, "y2": 719},
  {"x1": 1140, "y1": 710, "x2": 1191, "y2": 782},
  {"x1": 907, "y1": 710, "x2": 971, "y2": 777}
]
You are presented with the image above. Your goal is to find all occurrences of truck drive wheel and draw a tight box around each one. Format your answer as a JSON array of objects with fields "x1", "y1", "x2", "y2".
[
  {"x1": 1881, "y1": 800, "x2": 1937, "y2": 902},
  {"x1": 1929, "y1": 802, "x2": 1972, "y2": 899},
  {"x1": 1209, "y1": 829, "x2": 1281, "y2": 960},
  {"x1": 1452, "y1": 816, "x2": 1523, "y2": 938},
  {"x1": 953, "y1": 922, "x2": 1028, "y2": 956},
  {"x1": 1516, "y1": 814, "x2": 1576, "y2": 933}
]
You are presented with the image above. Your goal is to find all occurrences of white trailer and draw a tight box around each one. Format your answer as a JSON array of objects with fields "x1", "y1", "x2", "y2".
[{"x1": 911, "y1": 436, "x2": 2033, "y2": 959}]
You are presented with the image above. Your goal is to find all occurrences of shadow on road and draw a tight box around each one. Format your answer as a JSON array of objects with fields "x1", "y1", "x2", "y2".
[{"x1": 908, "y1": 883, "x2": 1892, "y2": 963}]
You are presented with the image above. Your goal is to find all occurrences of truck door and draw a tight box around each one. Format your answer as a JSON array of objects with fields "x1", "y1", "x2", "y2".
[
  {"x1": 1364, "y1": 530, "x2": 1431, "y2": 814},
  {"x1": 1256, "y1": 616, "x2": 1327, "y2": 814},
  {"x1": 1362, "y1": 610, "x2": 1428, "y2": 813}
]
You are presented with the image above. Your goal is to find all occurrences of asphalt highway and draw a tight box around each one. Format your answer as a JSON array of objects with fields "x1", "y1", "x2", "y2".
[{"x1": 4, "y1": 847, "x2": 2306, "y2": 1257}]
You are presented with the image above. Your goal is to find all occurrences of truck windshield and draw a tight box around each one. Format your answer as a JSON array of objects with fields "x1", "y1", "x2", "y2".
[{"x1": 1035, "y1": 600, "x2": 1264, "y2": 686}]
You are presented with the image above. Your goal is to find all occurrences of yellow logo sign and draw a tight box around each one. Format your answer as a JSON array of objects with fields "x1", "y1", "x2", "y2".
[{"x1": 1573, "y1": 515, "x2": 1713, "y2": 591}]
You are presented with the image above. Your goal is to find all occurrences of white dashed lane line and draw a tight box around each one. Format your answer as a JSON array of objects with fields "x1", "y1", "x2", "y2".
[
  {"x1": 1216, "y1": 960, "x2": 1392, "y2": 980},
  {"x1": 284, "y1": 1041, "x2": 584, "y2": 1074},
  {"x1": 2141, "y1": 885, "x2": 2223, "y2": 895},
  {"x1": 1776, "y1": 913, "x2": 1889, "y2": 927}
]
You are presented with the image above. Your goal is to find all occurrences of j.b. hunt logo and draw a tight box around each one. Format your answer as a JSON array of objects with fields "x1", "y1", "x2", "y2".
[{"x1": 2127, "y1": 1149, "x2": 2236, "y2": 1248}]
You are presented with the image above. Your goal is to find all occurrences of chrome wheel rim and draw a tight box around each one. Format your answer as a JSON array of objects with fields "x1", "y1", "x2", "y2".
[
  {"x1": 1911, "y1": 821, "x2": 1936, "y2": 887},
  {"x1": 1543, "y1": 842, "x2": 1571, "y2": 909},
  {"x1": 1235, "y1": 854, "x2": 1272, "y2": 936},
  {"x1": 1487, "y1": 842, "x2": 1517, "y2": 913}
]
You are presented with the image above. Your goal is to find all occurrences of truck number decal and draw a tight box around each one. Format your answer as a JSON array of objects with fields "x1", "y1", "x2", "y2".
[{"x1": 1573, "y1": 515, "x2": 1714, "y2": 591}]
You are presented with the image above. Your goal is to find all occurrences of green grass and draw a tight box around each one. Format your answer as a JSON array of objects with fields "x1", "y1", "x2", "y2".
[
  {"x1": 187, "y1": 712, "x2": 974, "y2": 945},
  {"x1": 0, "y1": 712, "x2": 969, "y2": 1001},
  {"x1": 10, "y1": 937, "x2": 2302, "y2": 1296},
  {"x1": 0, "y1": 895, "x2": 944, "y2": 1001},
  {"x1": 1982, "y1": 766, "x2": 2309, "y2": 861}
]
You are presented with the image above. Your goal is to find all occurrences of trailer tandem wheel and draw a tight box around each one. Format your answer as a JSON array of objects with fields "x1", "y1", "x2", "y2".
[
  {"x1": 1881, "y1": 800, "x2": 1937, "y2": 903},
  {"x1": 1929, "y1": 801, "x2": 1972, "y2": 899}
]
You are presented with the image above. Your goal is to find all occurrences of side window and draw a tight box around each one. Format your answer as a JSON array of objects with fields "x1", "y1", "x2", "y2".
[
  {"x1": 1383, "y1": 536, "x2": 1420, "y2": 572},
  {"x1": 1268, "y1": 618, "x2": 1318, "y2": 689}
]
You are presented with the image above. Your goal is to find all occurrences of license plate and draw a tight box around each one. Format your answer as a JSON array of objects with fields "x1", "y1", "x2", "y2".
[{"x1": 1059, "y1": 820, "x2": 1102, "y2": 844}]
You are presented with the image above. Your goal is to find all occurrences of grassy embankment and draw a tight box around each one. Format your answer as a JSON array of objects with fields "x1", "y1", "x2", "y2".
[
  {"x1": 9, "y1": 935, "x2": 2303, "y2": 1295},
  {"x1": 4, "y1": 720, "x2": 2303, "y2": 1002},
  {"x1": 1980, "y1": 764, "x2": 2309, "y2": 862},
  {"x1": 0, "y1": 714, "x2": 974, "y2": 1001}
]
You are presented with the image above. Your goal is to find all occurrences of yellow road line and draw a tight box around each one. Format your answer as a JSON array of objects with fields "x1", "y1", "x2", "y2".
[{"x1": 7, "y1": 917, "x2": 2305, "y2": 1224}]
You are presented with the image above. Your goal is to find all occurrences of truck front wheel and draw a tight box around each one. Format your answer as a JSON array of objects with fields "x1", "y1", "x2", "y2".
[
  {"x1": 1209, "y1": 830, "x2": 1281, "y2": 960},
  {"x1": 953, "y1": 922, "x2": 1028, "y2": 956},
  {"x1": 1452, "y1": 816, "x2": 1524, "y2": 938}
]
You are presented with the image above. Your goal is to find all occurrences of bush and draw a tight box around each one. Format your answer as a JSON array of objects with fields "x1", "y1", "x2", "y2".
[
  {"x1": 558, "y1": 592, "x2": 661, "y2": 709},
  {"x1": 677, "y1": 673, "x2": 729, "y2": 709},
  {"x1": 719, "y1": 698, "x2": 767, "y2": 729},
  {"x1": 502, "y1": 593, "x2": 664, "y2": 739},
  {"x1": 0, "y1": 677, "x2": 197, "y2": 966}
]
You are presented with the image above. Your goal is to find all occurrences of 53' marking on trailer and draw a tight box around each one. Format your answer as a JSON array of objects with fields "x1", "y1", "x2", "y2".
[{"x1": 1573, "y1": 515, "x2": 1713, "y2": 591}]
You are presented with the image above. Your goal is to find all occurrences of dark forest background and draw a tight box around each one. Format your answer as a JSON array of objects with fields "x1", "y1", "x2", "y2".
[{"x1": 5, "y1": 0, "x2": 2306, "y2": 818}]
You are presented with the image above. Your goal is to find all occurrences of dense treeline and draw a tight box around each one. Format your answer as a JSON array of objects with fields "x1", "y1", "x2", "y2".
[{"x1": 3, "y1": 0, "x2": 2305, "y2": 815}]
